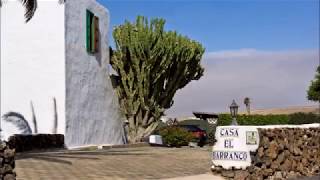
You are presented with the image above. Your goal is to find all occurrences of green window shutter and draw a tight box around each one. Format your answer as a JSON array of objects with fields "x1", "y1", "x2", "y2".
[
  {"x1": 86, "y1": 10, "x2": 94, "y2": 53},
  {"x1": 86, "y1": 10, "x2": 99, "y2": 54}
]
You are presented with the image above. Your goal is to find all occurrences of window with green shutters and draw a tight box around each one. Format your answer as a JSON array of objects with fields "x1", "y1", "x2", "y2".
[{"x1": 86, "y1": 10, "x2": 99, "y2": 53}]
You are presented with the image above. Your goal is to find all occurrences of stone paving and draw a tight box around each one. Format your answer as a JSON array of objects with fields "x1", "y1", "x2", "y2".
[{"x1": 15, "y1": 147, "x2": 215, "y2": 180}]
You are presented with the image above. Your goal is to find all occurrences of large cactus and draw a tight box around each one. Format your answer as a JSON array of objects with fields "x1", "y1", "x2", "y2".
[{"x1": 110, "y1": 16, "x2": 205, "y2": 143}]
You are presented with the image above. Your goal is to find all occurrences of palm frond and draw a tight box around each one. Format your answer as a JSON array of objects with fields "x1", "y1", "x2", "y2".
[
  {"x1": 2, "y1": 112, "x2": 32, "y2": 134},
  {"x1": 20, "y1": 0, "x2": 37, "y2": 22}
]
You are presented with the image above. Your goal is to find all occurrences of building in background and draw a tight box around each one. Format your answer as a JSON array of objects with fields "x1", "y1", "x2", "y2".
[{"x1": 0, "y1": 0, "x2": 125, "y2": 147}]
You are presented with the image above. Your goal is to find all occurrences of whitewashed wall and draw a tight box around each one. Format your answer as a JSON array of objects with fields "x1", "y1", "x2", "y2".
[
  {"x1": 0, "y1": 0, "x2": 66, "y2": 139},
  {"x1": 1, "y1": 0, "x2": 125, "y2": 147},
  {"x1": 65, "y1": 0, "x2": 125, "y2": 147}
]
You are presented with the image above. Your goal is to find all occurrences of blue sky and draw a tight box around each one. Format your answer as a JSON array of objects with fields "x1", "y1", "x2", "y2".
[
  {"x1": 98, "y1": 0, "x2": 319, "y2": 116},
  {"x1": 99, "y1": 0, "x2": 319, "y2": 51}
]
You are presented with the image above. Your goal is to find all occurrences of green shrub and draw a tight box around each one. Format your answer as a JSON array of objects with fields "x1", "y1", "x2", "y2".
[
  {"x1": 217, "y1": 114, "x2": 233, "y2": 126},
  {"x1": 217, "y1": 113, "x2": 320, "y2": 126},
  {"x1": 159, "y1": 126, "x2": 194, "y2": 147},
  {"x1": 288, "y1": 113, "x2": 320, "y2": 124},
  {"x1": 153, "y1": 121, "x2": 167, "y2": 134}
]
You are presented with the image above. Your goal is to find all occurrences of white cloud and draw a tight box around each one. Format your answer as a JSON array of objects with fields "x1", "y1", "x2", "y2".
[{"x1": 165, "y1": 49, "x2": 319, "y2": 117}]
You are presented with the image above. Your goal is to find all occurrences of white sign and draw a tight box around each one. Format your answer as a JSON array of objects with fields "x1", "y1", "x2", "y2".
[
  {"x1": 149, "y1": 135, "x2": 163, "y2": 145},
  {"x1": 212, "y1": 126, "x2": 259, "y2": 169}
]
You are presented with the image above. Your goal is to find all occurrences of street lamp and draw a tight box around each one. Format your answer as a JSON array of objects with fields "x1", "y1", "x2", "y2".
[{"x1": 229, "y1": 100, "x2": 239, "y2": 125}]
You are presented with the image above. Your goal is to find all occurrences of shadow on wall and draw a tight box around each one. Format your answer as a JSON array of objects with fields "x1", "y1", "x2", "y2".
[
  {"x1": 2, "y1": 112, "x2": 33, "y2": 135},
  {"x1": 1, "y1": 97, "x2": 58, "y2": 139},
  {"x1": 93, "y1": 30, "x2": 102, "y2": 67},
  {"x1": 88, "y1": 32, "x2": 102, "y2": 66}
]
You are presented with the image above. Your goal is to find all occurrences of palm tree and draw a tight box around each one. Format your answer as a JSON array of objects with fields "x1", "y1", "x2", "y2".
[
  {"x1": 244, "y1": 97, "x2": 251, "y2": 115},
  {"x1": 0, "y1": 0, "x2": 38, "y2": 22}
]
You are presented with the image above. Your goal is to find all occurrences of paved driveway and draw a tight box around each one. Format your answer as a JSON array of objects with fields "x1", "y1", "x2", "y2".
[{"x1": 15, "y1": 147, "x2": 216, "y2": 180}]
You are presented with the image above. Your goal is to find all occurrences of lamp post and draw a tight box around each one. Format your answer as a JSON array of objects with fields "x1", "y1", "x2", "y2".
[{"x1": 230, "y1": 100, "x2": 239, "y2": 125}]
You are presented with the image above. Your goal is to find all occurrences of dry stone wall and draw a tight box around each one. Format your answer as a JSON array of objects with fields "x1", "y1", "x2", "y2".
[
  {"x1": 0, "y1": 141, "x2": 16, "y2": 180},
  {"x1": 8, "y1": 134, "x2": 64, "y2": 152},
  {"x1": 212, "y1": 127, "x2": 320, "y2": 180},
  {"x1": 0, "y1": 134, "x2": 64, "y2": 179}
]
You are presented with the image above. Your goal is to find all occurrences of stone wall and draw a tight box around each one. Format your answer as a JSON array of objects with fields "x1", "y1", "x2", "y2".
[
  {"x1": 0, "y1": 141, "x2": 16, "y2": 180},
  {"x1": 8, "y1": 134, "x2": 64, "y2": 152},
  {"x1": 212, "y1": 127, "x2": 320, "y2": 180}
]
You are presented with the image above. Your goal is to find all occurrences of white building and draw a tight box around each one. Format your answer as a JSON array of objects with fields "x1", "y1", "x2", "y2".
[{"x1": 0, "y1": 0, "x2": 125, "y2": 147}]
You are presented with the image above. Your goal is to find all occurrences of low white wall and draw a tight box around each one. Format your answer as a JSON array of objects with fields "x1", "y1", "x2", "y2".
[{"x1": 0, "y1": 0, "x2": 65, "y2": 139}]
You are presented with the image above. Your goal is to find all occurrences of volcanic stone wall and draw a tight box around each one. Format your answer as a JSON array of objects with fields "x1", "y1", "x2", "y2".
[
  {"x1": 8, "y1": 134, "x2": 64, "y2": 152},
  {"x1": 213, "y1": 127, "x2": 320, "y2": 180},
  {"x1": 0, "y1": 141, "x2": 16, "y2": 180}
]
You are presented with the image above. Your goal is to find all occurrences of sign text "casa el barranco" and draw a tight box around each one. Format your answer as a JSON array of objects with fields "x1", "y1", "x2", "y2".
[{"x1": 212, "y1": 126, "x2": 259, "y2": 169}]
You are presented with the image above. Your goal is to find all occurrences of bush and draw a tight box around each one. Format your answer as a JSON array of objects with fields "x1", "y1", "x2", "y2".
[
  {"x1": 218, "y1": 114, "x2": 292, "y2": 126},
  {"x1": 288, "y1": 113, "x2": 320, "y2": 124},
  {"x1": 218, "y1": 114, "x2": 289, "y2": 126},
  {"x1": 159, "y1": 126, "x2": 194, "y2": 147},
  {"x1": 217, "y1": 113, "x2": 320, "y2": 126}
]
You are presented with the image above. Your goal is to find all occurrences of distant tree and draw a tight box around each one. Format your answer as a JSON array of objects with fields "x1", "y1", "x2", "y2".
[
  {"x1": 307, "y1": 66, "x2": 320, "y2": 102},
  {"x1": 0, "y1": 0, "x2": 38, "y2": 22},
  {"x1": 244, "y1": 97, "x2": 251, "y2": 115},
  {"x1": 110, "y1": 16, "x2": 205, "y2": 143}
]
